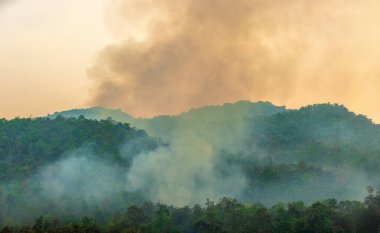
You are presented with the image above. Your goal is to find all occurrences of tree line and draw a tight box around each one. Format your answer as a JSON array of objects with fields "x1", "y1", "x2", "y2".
[
  {"x1": 1, "y1": 188, "x2": 380, "y2": 233},
  {"x1": 0, "y1": 116, "x2": 161, "y2": 181}
]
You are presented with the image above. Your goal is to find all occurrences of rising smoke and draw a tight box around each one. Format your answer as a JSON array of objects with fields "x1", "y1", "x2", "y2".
[
  {"x1": 89, "y1": 0, "x2": 380, "y2": 120},
  {"x1": 0, "y1": 149, "x2": 132, "y2": 225},
  {"x1": 86, "y1": 0, "x2": 380, "y2": 204},
  {"x1": 126, "y1": 118, "x2": 249, "y2": 206},
  {"x1": 123, "y1": 102, "x2": 369, "y2": 206},
  {"x1": 3, "y1": 0, "x2": 380, "y2": 224},
  {"x1": 1, "y1": 102, "x2": 375, "y2": 225}
]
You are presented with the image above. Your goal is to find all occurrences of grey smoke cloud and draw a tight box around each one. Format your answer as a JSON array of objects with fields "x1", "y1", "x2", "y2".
[
  {"x1": 38, "y1": 155, "x2": 125, "y2": 209},
  {"x1": 89, "y1": 0, "x2": 380, "y2": 119},
  {"x1": 125, "y1": 129, "x2": 248, "y2": 206}
]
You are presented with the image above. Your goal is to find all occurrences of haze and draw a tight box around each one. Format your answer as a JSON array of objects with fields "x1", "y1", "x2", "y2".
[
  {"x1": 0, "y1": 0, "x2": 111, "y2": 118},
  {"x1": 1, "y1": 0, "x2": 380, "y2": 122}
]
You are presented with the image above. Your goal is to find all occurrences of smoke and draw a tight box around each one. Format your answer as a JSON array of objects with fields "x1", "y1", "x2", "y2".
[
  {"x1": 47, "y1": 103, "x2": 372, "y2": 206},
  {"x1": 1, "y1": 102, "x2": 376, "y2": 226},
  {"x1": 125, "y1": 127, "x2": 248, "y2": 206},
  {"x1": 123, "y1": 102, "x2": 284, "y2": 205},
  {"x1": 122, "y1": 102, "x2": 366, "y2": 206},
  {"x1": 0, "y1": 149, "x2": 141, "y2": 225},
  {"x1": 82, "y1": 0, "x2": 380, "y2": 207},
  {"x1": 89, "y1": 0, "x2": 380, "y2": 120},
  {"x1": 37, "y1": 154, "x2": 125, "y2": 211},
  {"x1": 125, "y1": 109, "x2": 370, "y2": 206}
]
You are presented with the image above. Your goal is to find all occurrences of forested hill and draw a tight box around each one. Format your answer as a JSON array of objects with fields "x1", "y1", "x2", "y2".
[
  {"x1": 50, "y1": 101, "x2": 285, "y2": 123},
  {"x1": 213, "y1": 103, "x2": 380, "y2": 203},
  {"x1": 52, "y1": 102, "x2": 380, "y2": 171},
  {"x1": 1, "y1": 101, "x2": 380, "y2": 226},
  {"x1": 248, "y1": 103, "x2": 380, "y2": 171},
  {"x1": 50, "y1": 101, "x2": 380, "y2": 204},
  {"x1": 49, "y1": 107, "x2": 136, "y2": 125},
  {"x1": 0, "y1": 116, "x2": 160, "y2": 181},
  {"x1": 50, "y1": 101, "x2": 286, "y2": 139}
]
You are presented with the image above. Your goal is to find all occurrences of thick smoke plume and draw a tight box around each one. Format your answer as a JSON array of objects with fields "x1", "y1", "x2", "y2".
[
  {"x1": 0, "y1": 149, "x2": 131, "y2": 224},
  {"x1": 126, "y1": 117, "x2": 250, "y2": 206},
  {"x1": 46, "y1": 103, "x2": 372, "y2": 206},
  {"x1": 89, "y1": 0, "x2": 380, "y2": 119}
]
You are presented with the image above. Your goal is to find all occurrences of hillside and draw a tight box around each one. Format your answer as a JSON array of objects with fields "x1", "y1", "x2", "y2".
[
  {"x1": 49, "y1": 107, "x2": 136, "y2": 125},
  {"x1": 1, "y1": 101, "x2": 380, "y2": 225},
  {"x1": 248, "y1": 104, "x2": 380, "y2": 170},
  {"x1": 0, "y1": 116, "x2": 163, "y2": 224},
  {"x1": 0, "y1": 117, "x2": 160, "y2": 181},
  {"x1": 50, "y1": 101, "x2": 286, "y2": 139},
  {"x1": 51, "y1": 102, "x2": 380, "y2": 204},
  {"x1": 215, "y1": 103, "x2": 380, "y2": 203}
]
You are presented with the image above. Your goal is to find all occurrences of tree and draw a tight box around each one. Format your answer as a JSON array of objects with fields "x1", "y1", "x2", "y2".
[
  {"x1": 248, "y1": 208, "x2": 274, "y2": 233},
  {"x1": 126, "y1": 205, "x2": 147, "y2": 228},
  {"x1": 217, "y1": 197, "x2": 242, "y2": 233},
  {"x1": 80, "y1": 217, "x2": 102, "y2": 233},
  {"x1": 153, "y1": 205, "x2": 171, "y2": 233},
  {"x1": 305, "y1": 202, "x2": 333, "y2": 233}
]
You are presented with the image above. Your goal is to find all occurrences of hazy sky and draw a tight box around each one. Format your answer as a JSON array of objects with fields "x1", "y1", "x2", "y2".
[
  {"x1": 0, "y1": 0, "x2": 111, "y2": 118},
  {"x1": 1, "y1": 0, "x2": 380, "y2": 122}
]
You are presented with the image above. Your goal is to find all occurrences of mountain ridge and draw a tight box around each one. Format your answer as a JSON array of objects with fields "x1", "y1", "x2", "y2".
[{"x1": 1, "y1": 100, "x2": 379, "y2": 220}]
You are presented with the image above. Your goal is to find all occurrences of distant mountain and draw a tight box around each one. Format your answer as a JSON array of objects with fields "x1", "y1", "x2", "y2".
[
  {"x1": 0, "y1": 117, "x2": 160, "y2": 181},
  {"x1": 50, "y1": 101, "x2": 286, "y2": 139},
  {"x1": 50, "y1": 102, "x2": 380, "y2": 178},
  {"x1": 48, "y1": 106, "x2": 136, "y2": 124},
  {"x1": 215, "y1": 103, "x2": 380, "y2": 203},
  {"x1": 249, "y1": 104, "x2": 380, "y2": 165},
  {"x1": 51, "y1": 101, "x2": 285, "y2": 122},
  {"x1": 1, "y1": 100, "x2": 380, "y2": 223},
  {"x1": 49, "y1": 101, "x2": 380, "y2": 204},
  {"x1": 0, "y1": 116, "x2": 164, "y2": 223}
]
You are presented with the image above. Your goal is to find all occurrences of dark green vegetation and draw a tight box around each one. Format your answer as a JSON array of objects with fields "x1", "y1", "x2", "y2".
[
  {"x1": 2, "y1": 189, "x2": 380, "y2": 233},
  {"x1": 250, "y1": 104, "x2": 380, "y2": 170},
  {"x1": 50, "y1": 101, "x2": 286, "y2": 141},
  {"x1": 0, "y1": 117, "x2": 161, "y2": 224},
  {"x1": 53, "y1": 102, "x2": 380, "y2": 203},
  {"x1": 0, "y1": 116, "x2": 160, "y2": 181},
  {"x1": 1, "y1": 101, "x2": 380, "y2": 230},
  {"x1": 222, "y1": 103, "x2": 380, "y2": 203}
]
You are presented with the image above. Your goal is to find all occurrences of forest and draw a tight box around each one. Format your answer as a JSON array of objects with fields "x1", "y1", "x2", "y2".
[
  {"x1": 2, "y1": 189, "x2": 380, "y2": 233},
  {"x1": 1, "y1": 102, "x2": 380, "y2": 232},
  {"x1": 0, "y1": 116, "x2": 161, "y2": 181},
  {"x1": 4, "y1": 0, "x2": 380, "y2": 231}
]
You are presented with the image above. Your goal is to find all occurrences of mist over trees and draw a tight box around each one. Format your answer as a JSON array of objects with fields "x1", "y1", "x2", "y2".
[
  {"x1": 2, "y1": 191, "x2": 380, "y2": 233},
  {"x1": 0, "y1": 117, "x2": 161, "y2": 224},
  {"x1": 0, "y1": 116, "x2": 161, "y2": 181},
  {"x1": 53, "y1": 101, "x2": 380, "y2": 203},
  {"x1": 1, "y1": 101, "x2": 380, "y2": 231}
]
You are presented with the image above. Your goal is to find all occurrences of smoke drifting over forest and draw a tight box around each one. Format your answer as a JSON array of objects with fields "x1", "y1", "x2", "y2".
[
  {"x1": 3, "y1": 0, "x2": 380, "y2": 228},
  {"x1": 125, "y1": 117, "x2": 249, "y2": 206},
  {"x1": 42, "y1": 102, "x2": 377, "y2": 208},
  {"x1": 1, "y1": 101, "x2": 379, "y2": 226},
  {"x1": 89, "y1": 0, "x2": 380, "y2": 119}
]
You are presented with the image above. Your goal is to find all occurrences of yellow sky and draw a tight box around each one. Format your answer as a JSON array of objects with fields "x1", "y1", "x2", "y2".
[
  {"x1": 0, "y1": 0, "x2": 111, "y2": 118},
  {"x1": 1, "y1": 0, "x2": 380, "y2": 123}
]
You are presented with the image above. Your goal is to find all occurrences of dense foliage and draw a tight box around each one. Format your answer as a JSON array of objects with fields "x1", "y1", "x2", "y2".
[
  {"x1": 0, "y1": 116, "x2": 160, "y2": 181},
  {"x1": 26, "y1": 103, "x2": 380, "y2": 202},
  {"x1": 1, "y1": 102, "x2": 380, "y2": 230},
  {"x1": 212, "y1": 104, "x2": 380, "y2": 203},
  {"x1": 2, "y1": 189, "x2": 380, "y2": 233},
  {"x1": 249, "y1": 104, "x2": 380, "y2": 174}
]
